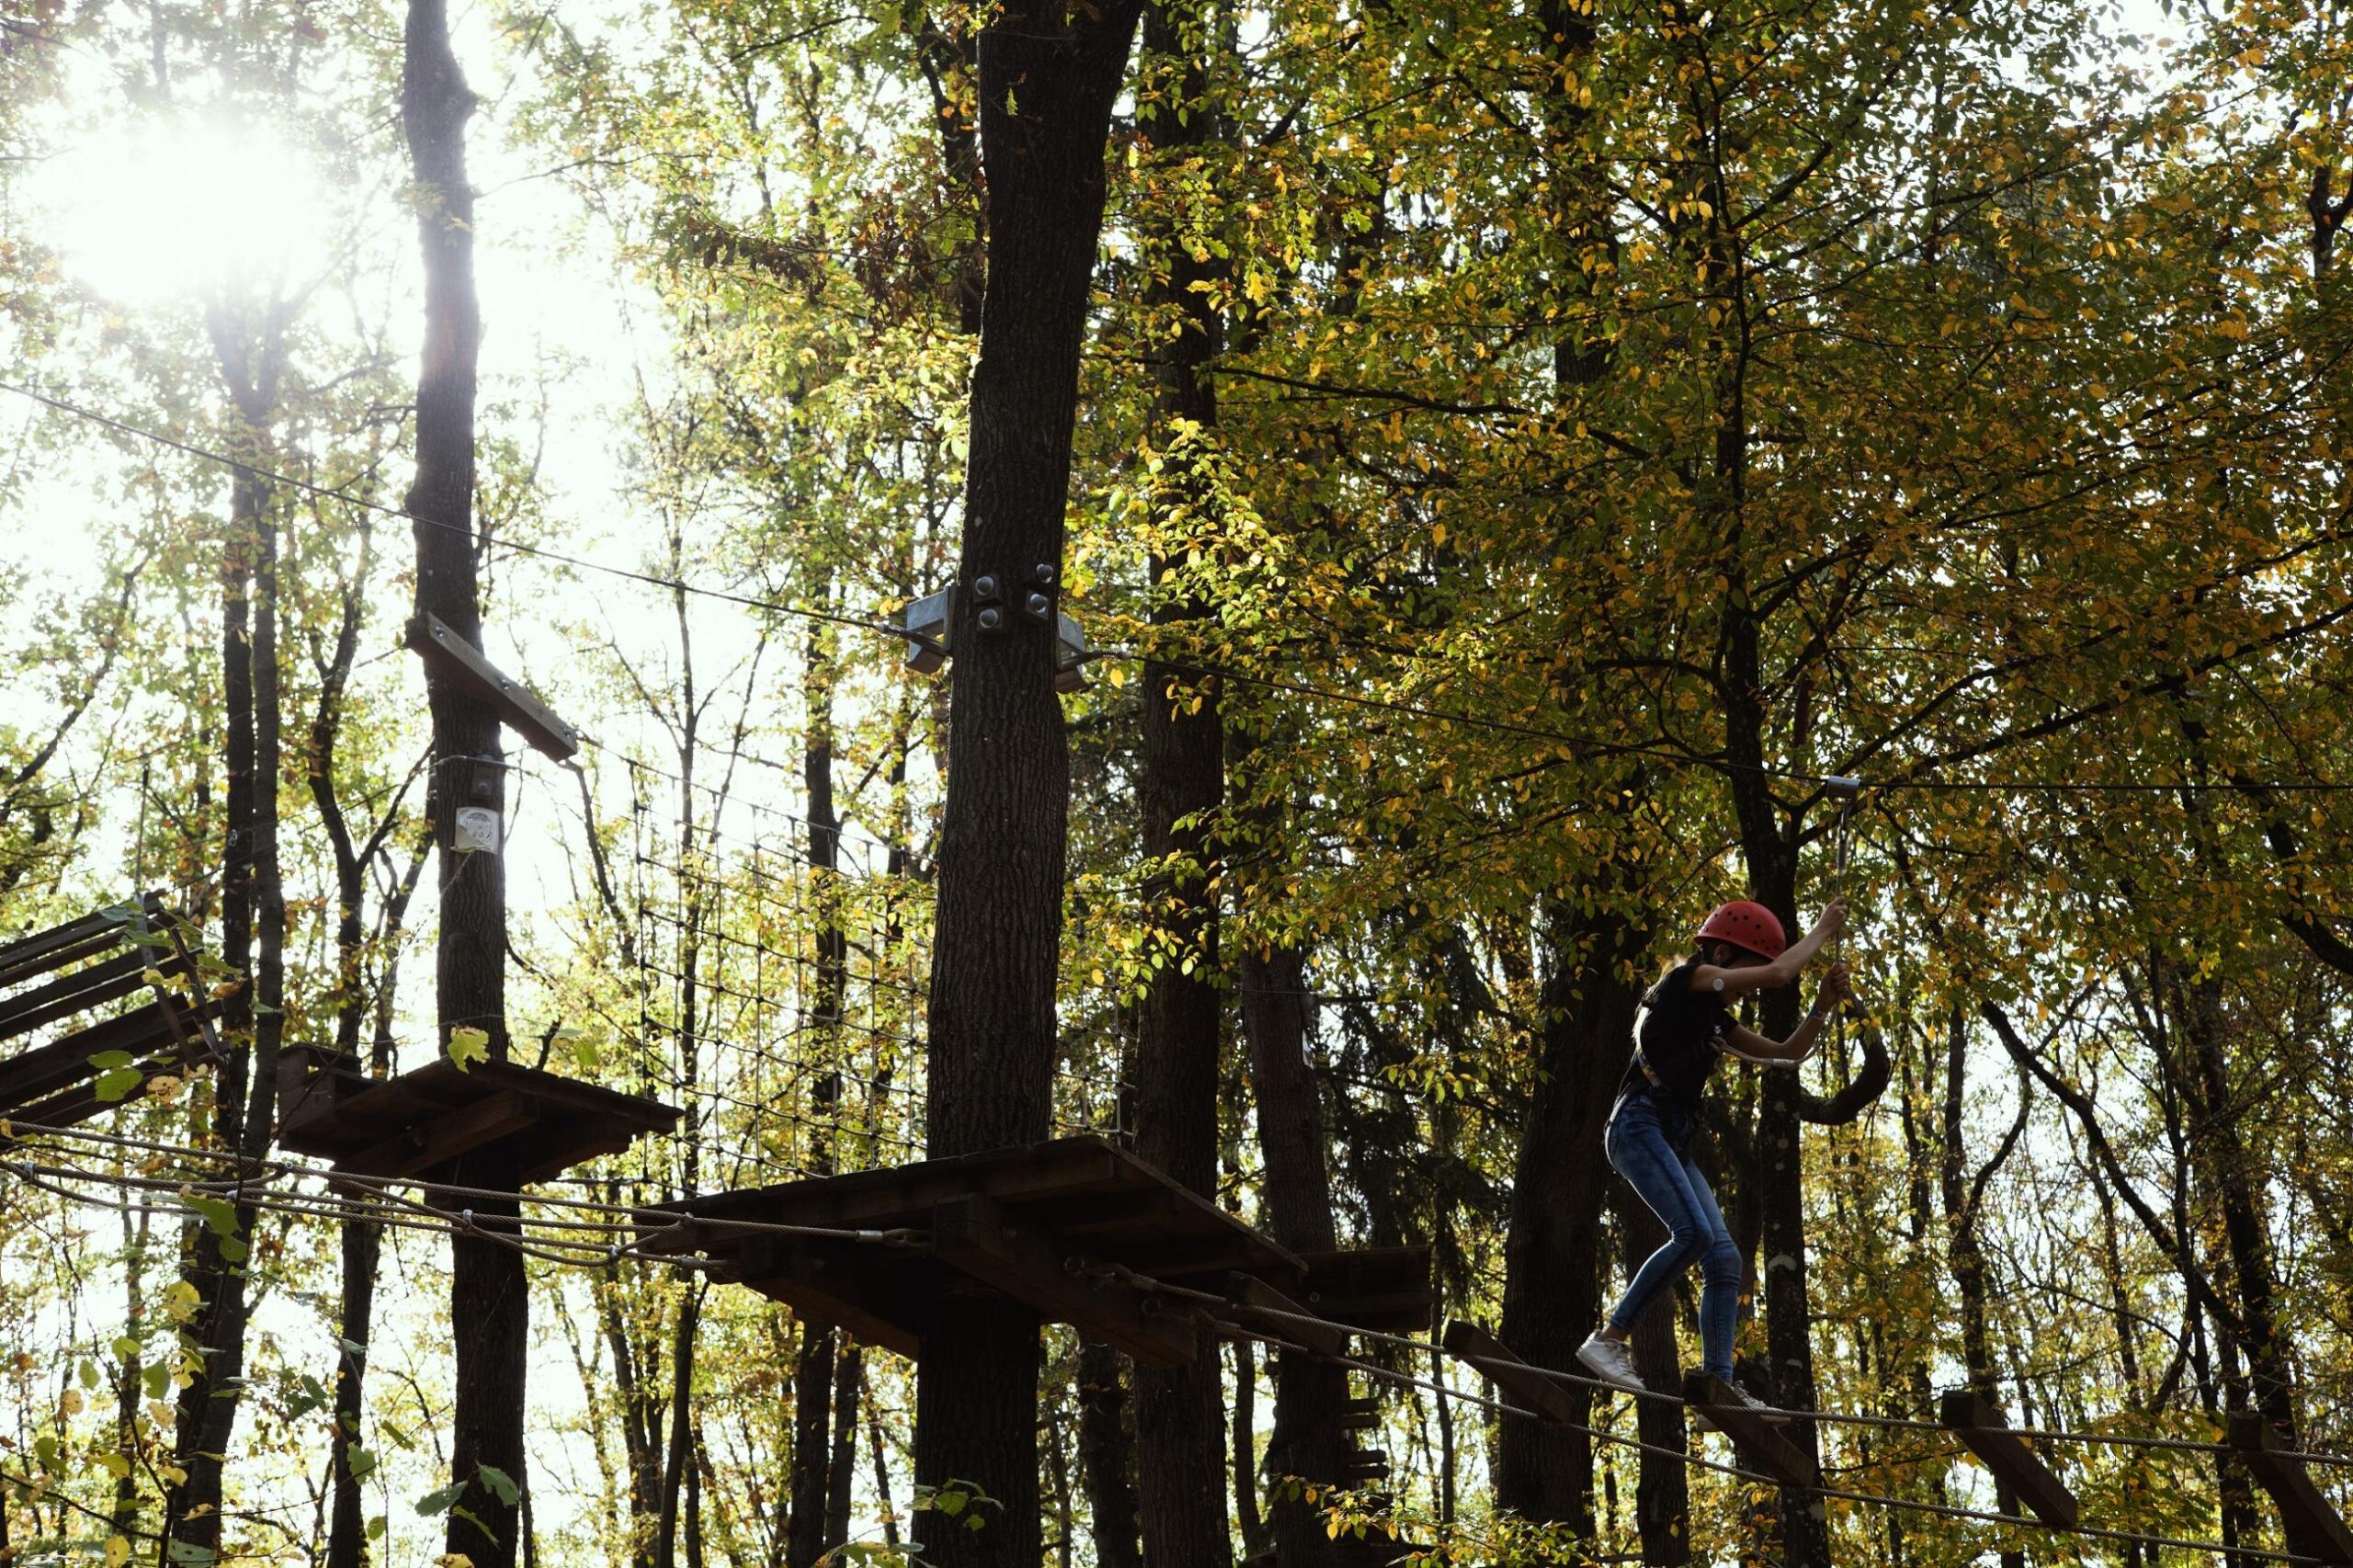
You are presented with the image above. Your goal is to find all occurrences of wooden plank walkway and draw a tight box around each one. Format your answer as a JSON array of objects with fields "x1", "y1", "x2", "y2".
[
  {"x1": 278, "y1": 1045, "x2": 678, "y2": 1191},
  {"x1": 641, "y1": 1136, "x2": 1433, "y2": 1365}
]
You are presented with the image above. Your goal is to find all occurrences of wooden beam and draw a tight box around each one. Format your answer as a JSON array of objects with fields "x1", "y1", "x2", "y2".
[
  {"x1": 1226, "y1": 1272, "x2": 1347, "y2": 1358},
  {"x1": 1439, "y1": 1320, "x2": 1584, "y2": 1426},
  {"x1": 1939, "y1": 1391, "x2": 2079, "y2": 1528},
  {"x1": 340, "y1": 1090, "x2": 539, "y2": 1181},
  {"x1": 1685, "y1": 1374, "x2": 1818, "y2": 1488},
  {"x1": 732, "y1": 1234, "x2": 925, "y2": 1360},
  {"x1": 1338, "y1": 1397, "x2": 1380, "y2": 1431},
  {"x1": 405, "y1": 612, "x2": 580, "y2": 762},
  {"x1": 930, "y1": 1196, "x2": 1198, "y2": 1369},
  {"x1": 2230, "y1": 1415, "x2": 2353, "y2": 1564}
]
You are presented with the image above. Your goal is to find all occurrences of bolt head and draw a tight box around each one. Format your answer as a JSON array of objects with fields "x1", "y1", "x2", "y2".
[
  {"x1": 973, "y1": 573, "x2": 1001, "y2": 599},
  {"x1": 1031, "y1": 562, "x2": 1056, "y2": 585},
  {"x1": 976, "y1": 606, "x2": 1005, "y2": 631}
]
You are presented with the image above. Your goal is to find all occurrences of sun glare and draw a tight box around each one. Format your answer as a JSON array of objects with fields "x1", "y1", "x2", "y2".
[{"x1": 31, "y1": 115, "x2": 334, "y2": 308}]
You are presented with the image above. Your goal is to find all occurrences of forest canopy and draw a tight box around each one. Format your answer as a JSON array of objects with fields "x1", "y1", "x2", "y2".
[{"x1": 0, "y1": 0, "x2": 2349, "y2": 1564}]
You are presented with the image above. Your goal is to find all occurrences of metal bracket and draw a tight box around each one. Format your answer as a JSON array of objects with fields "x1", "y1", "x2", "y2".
[{"x1": 898, "y1": 575, "x2": 1091, "y2": 693}]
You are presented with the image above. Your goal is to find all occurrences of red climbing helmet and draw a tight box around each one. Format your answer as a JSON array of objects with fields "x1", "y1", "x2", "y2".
[{"x1": 1696, "y1": 901, "x2": 1786, "y2": 961}]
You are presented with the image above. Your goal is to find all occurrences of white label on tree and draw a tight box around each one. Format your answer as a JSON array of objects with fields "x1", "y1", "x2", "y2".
[{"x1": 453, "y1": 807, "x2": 502, "y2": 855}]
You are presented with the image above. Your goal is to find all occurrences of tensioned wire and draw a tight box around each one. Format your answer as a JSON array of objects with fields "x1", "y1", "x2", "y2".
[
  {"x1": 1216, "y1": 1316, "x2": 2336, "y2": 1567},
  {"x1": 12, "y1": 1120, "x2": 2350, "y2": 1557},
  {"x1": 12, "y1": 379, "x2": 2353, "y2": 799}
]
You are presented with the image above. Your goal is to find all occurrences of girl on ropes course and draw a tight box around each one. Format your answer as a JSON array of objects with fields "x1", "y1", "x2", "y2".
[{"x1": 1576, "y1": 896, "x2": 1851, "y2": 1419}]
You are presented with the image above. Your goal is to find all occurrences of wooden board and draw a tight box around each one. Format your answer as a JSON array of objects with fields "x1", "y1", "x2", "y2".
[
  {"x1": 644, "y1": 1137, "x2": 1415, "y2": 1369},
  {"x1": 406, "y1": 613, "x2": 580, "y2": 761},
  {"x1": 2230, "y1": 1415, "x2": 2353, "y2": 1564},
  {"x1": 1685, "y1": 1374, "x2": 1817, "y2": 1488},
  {"x1": 1224, "y1": 1272, "x2": 1347, "y2": 1358},
  {"x1": 1440, "y1": 1320, "x2": 1585, "y2": 1425},
  {"x1": 1299, "y1": 1246, "x2": 1436, "y2": 1333},
  {"x1": 1940, "y1": 1390, "x2": 2079, "y2": 1528},
  {"x1": 278, "y1": 1050, "x2": 678, "y2": 1188},
  {"x1": 0, "y1": 894, "x2": 218, "y2": 1132}
]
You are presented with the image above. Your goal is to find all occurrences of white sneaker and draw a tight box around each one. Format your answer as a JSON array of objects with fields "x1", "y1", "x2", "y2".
[
  {"x1": 1575, "y1": 1334, "x2": 1646, "y2": 1393},
  {"x1": 1718, "y1": 1381, "x2": 1791, "y2": 1426}
]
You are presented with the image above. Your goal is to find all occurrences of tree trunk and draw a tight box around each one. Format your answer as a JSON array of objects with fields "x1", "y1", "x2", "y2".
[
  {"x1": 789, "y1": 1323, "x2": 835, "y2": 1568},
  {"x1": 402, "y1": 3, "x2": 523, "y2": 1561},
  {"x1": 1076, "y1": 1342, "x2": 1144, "y2": 1568},
  {"x1": 165, "y1": 303, "x2": 289, "y2": 1557},
  {"x1": 1495, "y1": 898, "x2": 1643, "y2": 1532},
  {"x1": 1609, "y1": 1194, "x2": 1690, "y2": 1567},
  {"x1": 1129, "y1": 8, "x2": 1231, "y2": 1567},
  {"x1": 1236, "y1": 937, "x2": 1347, "y2": 1568},
  {"x1": 826, "y1": 1345, "x2": 864, "y2": 1551},
  {"x1": 916, "y1": 8, "x2": 1142, "y2": 1568}
]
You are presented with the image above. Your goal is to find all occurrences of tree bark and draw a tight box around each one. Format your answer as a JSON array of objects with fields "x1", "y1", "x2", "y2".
[
  {"x1": 402, "y1": 3, "x2": 523, "y2": 1562},
  {"x1": 1076, "y1": 1341, "x2": 1144, "y2": 1568},
  {"x1": 916, "y1": 8, "x2": 1142, "y2": 1568},
  {"x1": 1495, "y1": 898, "x2": 1643, "y2": 1533},
  {"x1": 1129, "y1": 7, "x2": 1232, "y2": 1567},
  {"x1": 165, "y1": 297, "x2": 289, "y2": 1559},
  {"x1": 1235, "y1": 936, "x2": 1347, "y2": 1568}
]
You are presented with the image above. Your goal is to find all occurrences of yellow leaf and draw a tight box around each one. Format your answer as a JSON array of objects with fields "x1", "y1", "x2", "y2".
[{"x1": 107, "y1": 1537, "x2": 130, "y2": 1568}]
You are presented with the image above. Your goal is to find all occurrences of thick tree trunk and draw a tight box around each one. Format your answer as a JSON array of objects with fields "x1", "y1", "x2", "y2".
[
  {"x1": 1495, "y1": 899, "x2": 1643, "y2": 1532},
  {"x1": 917, "y1": 9, "x2": 1141, "y2": 1568},
  {"x1": 1129, "y1": 8, "x2": 1231, "y2": 1566},
  {"x1": 402, "y1": 5, "x2": 523, "y2": 1562},
  {"x1": 1076, "y1": 1342, "x2": 1144, "y2": 1568}
]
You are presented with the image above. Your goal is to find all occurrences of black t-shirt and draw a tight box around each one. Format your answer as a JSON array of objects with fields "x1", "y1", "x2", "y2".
[{"x1": 1618, "y1": 957, "x2": 1735, "y2": 1114}]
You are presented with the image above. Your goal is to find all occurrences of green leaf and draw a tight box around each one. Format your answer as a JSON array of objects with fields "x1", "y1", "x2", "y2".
[
  {"x1": 477, "y1": 1463, "x2": 521, "y2": 1506},
  {"x1": 88, "y1": 1050, "x2": 136, "y2": 1069},
  {"x1": 366, "y1": 1516, "x2": 387, "y2": 1540},
  {"x1": 93, "y1": 1066, "x2": 144, "y2": 1102},
  {"x1": 447, "y1": 1027, "x2": 491, "y2": 1072},
  {"x1": 347, "y1": 1445, "x2": 378, "y2": 1484},
  {"x1": 143, "y1": 1362, "x2": 170, "y2": 1400},
  {"x1": 165, "y1": 1542, "x2": 217, "y2": 1566},
  {"x1": 452, "y1": 1503, "x2": 496, "y2": 1541},
  {"x1": 416, "y1": 1482, "x2": 468, "y2": 1515},
  {"x1": 184, "y1": 1194, "x2": 240, "y2": 1238}
]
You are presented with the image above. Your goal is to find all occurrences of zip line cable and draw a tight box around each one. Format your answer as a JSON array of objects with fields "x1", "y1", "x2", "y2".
[
  {"x1": 8, "y1": 1116, "x2": 2351, "y2": 1557},
  {"x1": 15, "y1": 379, "x2": 2353, "y2": 800}
]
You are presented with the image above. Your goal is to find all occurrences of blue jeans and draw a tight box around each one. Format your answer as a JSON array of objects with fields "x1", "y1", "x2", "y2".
[{"x1": 1604, "y1": 1094, "x2": 1743, "y2": 1381}]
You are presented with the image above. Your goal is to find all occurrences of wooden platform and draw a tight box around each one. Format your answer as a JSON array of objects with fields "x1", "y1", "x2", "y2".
[
  {"x1": 0, "y1": 895, "x2": 222, "y2": 1131},
  {"x1": 638, "y1": 1136, "x2": 1434, "y2": 1367},
  {"x1": 277, "y1": 1044, "x2": 680, "y2": 1191}
]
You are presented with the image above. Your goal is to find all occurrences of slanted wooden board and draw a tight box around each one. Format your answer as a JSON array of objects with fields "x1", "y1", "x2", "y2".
[
  {"x1": 1686, "y1": 1374, "x2": 1818, "y2": 1487},
  {"x1": 278, "y1": 1046, "x2": 677, "y2": 1190},
  {"x1": 1225, "y1": 1271, "x2": 1347, "y2": 1358},
  {"x1": 1940, "y1": 1390, "x2": 2079, "y2": 1528},
  {"x1": 1440, "y1": 1320, "x2": 1586, "y2": 1425},
  {"x1": 0, "y1": 895, "x2": 219, "y2": 1131},
  {"x1": 2230, "y1": 1415, "x2": 2353, "y2": 1564},
  {"x1": 643, "y1": 1136, "x2": 1426, "y2": 1367},
  {"x1": 405, "y1": 613, "x2": 580, "y2": 761}
]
